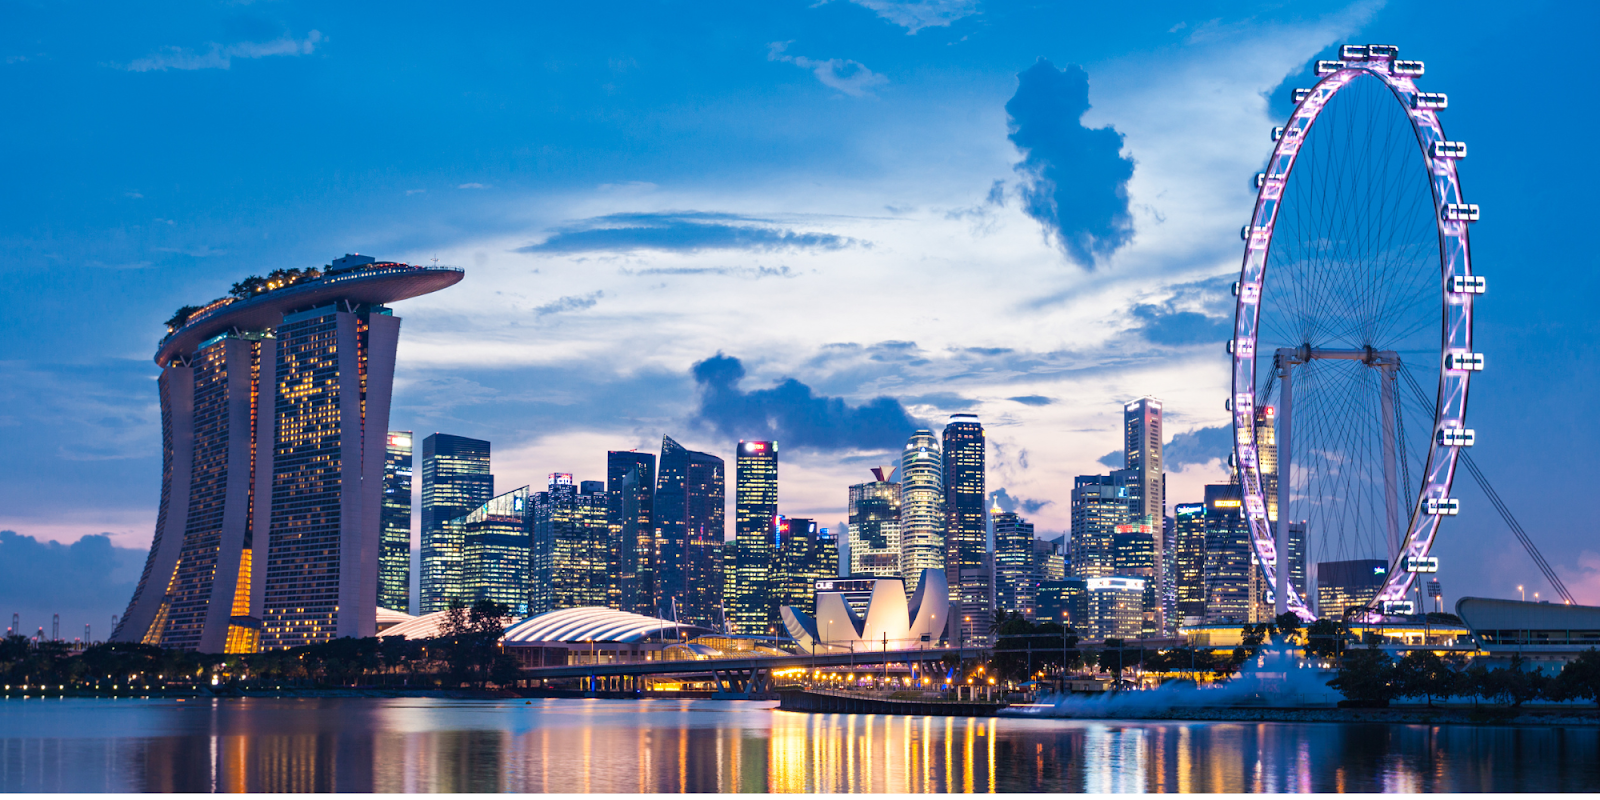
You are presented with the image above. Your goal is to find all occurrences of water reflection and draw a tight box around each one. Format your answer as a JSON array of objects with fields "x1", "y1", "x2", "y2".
[{"x1": 1, "y1": 697, "x2": 1598, "y2": 792}]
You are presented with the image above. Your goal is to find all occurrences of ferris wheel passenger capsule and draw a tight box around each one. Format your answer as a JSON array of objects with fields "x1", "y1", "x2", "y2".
[
  {"x1": 1431, "y1": 141, "x2": 1468, "y2": 159},
  {"x1": 1271, "y1": 126, "x2": 1285, "y2": 141},
  {"x1": 1315, "y1": 60, "x2": 1346, "y2": 76},
  {"x1": 1442, "y1": 203, "x2": 1480, "y2": 222},
  {"x1": 1425, "y1": 498, "x2": 1461, "y2": 516},
  {"x1": 1367, "y1": 45, "x2": 1400, "y2": 59},
  {"x1": 1254, "y1": 173, "x2": 1267, "y2": 188},
  {"x1": 1340, "y1": 45, "x2": 1369, "y2": 59},
  {"x1": 1450, "y1": 275, "x2": 1487, "y2": 294},
  {"x1": 1413, "y1": 92, "x2": 1448, "y2": 110},
  {"x1": 1292, "y1": 88, "x2": 1312, "y2": 103},
  {"x1": 1437, "y1": 428, "x2": 1476, "y2": 447},
  {"x1": 1393, "y1": 60, "x2": 1425, "y2": 77},
  {"x1": 1445, "y1": 352, "x2": 1485, "y2": 371}
]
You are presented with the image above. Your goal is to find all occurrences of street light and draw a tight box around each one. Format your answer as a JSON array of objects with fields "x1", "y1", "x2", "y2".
[{"x1": 1518, "y1": 585, "x2": 1525, "y2": 602}]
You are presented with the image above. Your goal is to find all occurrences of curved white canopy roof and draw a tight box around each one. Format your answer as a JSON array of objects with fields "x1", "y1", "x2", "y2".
[{"x1": 502, "y1": 607, "x2": 709, "y2": 644}]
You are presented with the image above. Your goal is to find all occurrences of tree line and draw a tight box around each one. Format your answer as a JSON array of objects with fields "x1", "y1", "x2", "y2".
[{"x1": 1, "y1": 601, "x2": 521, "y2": 692}]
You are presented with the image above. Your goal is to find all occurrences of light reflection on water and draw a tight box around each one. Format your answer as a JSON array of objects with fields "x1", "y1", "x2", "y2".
[{"x1": 1, "y1": 697, "x2": 1598, "y2": 793}]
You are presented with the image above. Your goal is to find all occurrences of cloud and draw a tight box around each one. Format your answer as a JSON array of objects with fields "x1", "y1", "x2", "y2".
[
  {"x1": 847, "y1": 0, "x2": 980, "y2": 33},
  {"x1": 519, "y1": 211, "x2": 856, "y2": 255},
  {"x1": 690, "y1": 353, "x2": 919, "y2": 453},
  {"x1": 620, "y1": 265, "x2": 798, "y2": 279},
  {"x1": 1008, "y1": 395, "x2": 1053, "y2": 406},
  {"x1": 1128, "y1": 304, "x2": 1230, "y2": 346},
  {"x1": 123, "y1": 31, "x2": 322, "y2": 72},
  {"x1": 991, "y1": 487, "x2": 1053, "y2": 515},
  {"x1": 458, "y1": 183, "x2": 489, "y2": 189},
  {"x1": 768, "y1": 42, "x2": 888, "y2": 97},
  {"x1": 1164, "y1": 424, "x2": 1231, "y2": 470},
  {"x1": 532, "y1": 291, "x2": 603, "y2": 318},
  {"x1": 1006, "y1": 58, "x2": 1136, "y2": 268},
  {"x1": 0, "y1": 531, "x2": 145, "y2": 634},
  {"x1": 1097, "y1": 424, "x2": 1232, "y2": 472}
]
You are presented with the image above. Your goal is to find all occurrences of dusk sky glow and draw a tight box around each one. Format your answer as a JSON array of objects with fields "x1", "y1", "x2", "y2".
[{"x1": 2, "y1": 0, "x2": 1596, "y2": 629}]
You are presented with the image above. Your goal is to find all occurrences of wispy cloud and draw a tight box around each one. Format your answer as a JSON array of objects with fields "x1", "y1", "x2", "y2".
[
  {"x1": 768, "y1": 42, "x2": 887, "y2": 97},
  {"x1": 123, "y1": 31, "x2": 323, "y2": 72},
  {"x1": 458, "y1": 183, "x2": 490, "y2": 189},
  {"x1": 847, "y1": 0, "x2": 980, "y2": 34},
  {"x1": 519, "y1": 211, "x2": 857, "y2": 255},
  {"x1": 532, "y1": 291, "x2": 604, "y2": 318}
]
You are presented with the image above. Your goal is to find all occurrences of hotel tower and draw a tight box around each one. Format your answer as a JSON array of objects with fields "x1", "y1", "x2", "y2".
[{"x1": 113, "y1": 255, "x2": 462, "y2": 652}]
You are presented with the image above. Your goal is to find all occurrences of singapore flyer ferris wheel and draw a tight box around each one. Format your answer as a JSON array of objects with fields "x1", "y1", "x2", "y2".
[{"x1": 1229, "y1": 44, "x2": 1482, "y2": 622}]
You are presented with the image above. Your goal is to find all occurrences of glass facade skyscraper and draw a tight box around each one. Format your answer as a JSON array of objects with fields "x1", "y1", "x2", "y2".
[
  {"x1": 116, "y1": 256, "x2": 461, "y2": 652},
  {"x1": 730, "y1": 440, "x2": 778, "y2": 634},
  {"x1": 379, "y1": 431, "x2": 413, "y2": 614},
  {"x1": 847, "y1": 468, "x2": 901, "y2": 578},
  {"x1": 1173, "y1": 502, "x2": 1207, "y2": 625},
  {"x1": 1070, "y1": 475, "x2": 1127, "y2": 579},
  {"x1": 772, "y1": 518, "x2": 838, "y2": 618},
  {"x1": 654, "y1": 435, "x2": 725, "y2": 627},
  {"x1": 1121, "y1": 397, "x2": 1166, "y2": 632},
  {"x1": 993, "y1": 510, "x2": 1036, "y2": 620},
  {"x1": 898, "y1": 430, "x2": 945, "y2": 595},
  {"x1": 942, "y1": 414, "x2": 989, "y2": 644},
  {"x1": 420, "y1": 433, "x2": 493, "y2": 613},
  {"x1": 531, "y1": 475, "x2": 608, "y2": 614},
  {"x1": 606, "y1": 450, "x2": 656, "y2": 615},
  {"x1": 1202, "y1": 483, "x2": 1253, "y2": 624},
  {"x1": 459, "y1": 486, "x2": 531, "y2": 614}
]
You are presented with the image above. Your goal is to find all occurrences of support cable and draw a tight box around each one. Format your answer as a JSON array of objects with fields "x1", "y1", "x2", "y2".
[{"x1": 1398, "y1": 366, "x2": 1574, "y2": 605}]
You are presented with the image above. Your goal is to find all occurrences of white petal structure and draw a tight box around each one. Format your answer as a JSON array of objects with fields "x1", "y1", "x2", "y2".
[{"x1": 780, "y1": 569, "x2": 948, "y2": 652}]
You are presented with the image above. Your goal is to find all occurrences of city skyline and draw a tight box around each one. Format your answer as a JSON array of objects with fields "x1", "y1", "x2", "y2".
[{"x1": 4, "y1": 1, "x2": 1598, "y2": 636}]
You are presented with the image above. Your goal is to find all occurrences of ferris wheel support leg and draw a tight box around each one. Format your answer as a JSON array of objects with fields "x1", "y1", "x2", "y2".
[
  {"x1": 1380, "y1": 363, "x2": 1402, "y2": 564},
  {"x1": 1275, "y1": 353, "x2": 1294, "y2": 618}
]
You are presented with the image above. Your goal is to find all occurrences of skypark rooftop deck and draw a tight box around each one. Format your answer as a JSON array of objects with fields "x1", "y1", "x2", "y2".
[{"x1": 155, "y1": 261, "x2": 463, "y2": 366}]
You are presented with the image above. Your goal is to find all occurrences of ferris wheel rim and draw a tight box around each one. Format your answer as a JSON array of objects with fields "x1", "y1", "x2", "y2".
[{"x1": 1228, "y1": 48, "x2": 1477, "y2": 621}]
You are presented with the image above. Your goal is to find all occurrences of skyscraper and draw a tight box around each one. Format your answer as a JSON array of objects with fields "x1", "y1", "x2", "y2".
[
  {"x1": 1316, "y1": 560, "x2": 1389, "y2": 618},
  {"x1": 654, "y1": 435, "x2": 725, "y2": 627},
  {"x1": 899, "y1": 430, "x2": 945, "y2": 595},
  {"x1": 1070, "y1": 475, "x2": 1127, "y2": 579},
  {"x1": 420, "y1": 433, "x2": 494, "y2": 613},
  {"x1": 993, "y1": 510, "x2": 1036, "y2": 620},
  {"x1": 1202, "y1": 484, "x2": 1253, "y2": 624},
  {"x1": 847, "y1": 467, "x2": 901, "y2": 578},
  {"x1": 379, "y1": 431, "x2": 413, "y2": 614},
  {"x1": 1173, "y1": 503, "x2": 1207, "y2": 626},
  {"x1": 772, "y1": 518, "x2": 838, "y2": 618},
  {"x1": 730, "y1": 440, "x2": 778, "y2": 634},
  {"x1": 115, "y1": 255, "x2": 461, "y2": 652},
  {"x1": 607, "y1": 450, "x2": 657, "y2": 615},
  {"x1": 942, "y1": 414, "x2": 989, "y2": 645},
  {"x1": 459, "y1": 486, "x2": 531, "y2": 614},
  {"x1": 1122, "y1": 397, "x2": 1166, "y2": 632},
  {"x1": 531, "y1": 475, "x2": 610, "y2": 614}
]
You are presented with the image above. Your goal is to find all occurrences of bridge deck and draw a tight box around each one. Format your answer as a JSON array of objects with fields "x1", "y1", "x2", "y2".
[{"x1": 519, "y1": 647, "x2": 968, "y2": 680}]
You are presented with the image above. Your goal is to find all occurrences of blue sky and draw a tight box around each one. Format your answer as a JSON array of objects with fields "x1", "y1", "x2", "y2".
[{"x1": 2, "y1": 0, "x2": 1596, "y2": 629}]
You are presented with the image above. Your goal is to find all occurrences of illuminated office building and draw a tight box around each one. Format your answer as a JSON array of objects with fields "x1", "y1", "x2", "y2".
[
  {"x1": 1033, "y1": 536, "x2": 1065, "y2": 584},
  {"x1": 1114, "y1": 522, "x2": 1159, "y2": 636},
  {"x1": 898, "y1": 430, "x2": 945, "y2": 595},
  {"x1": 847, "y1": 467, "x2": 902, "y2": 578},
  {"x1": 1317, "y1": 560, "x2": 1389, "y2": 618},
  {"x1": 607, "y1": 450, "x2": 656, "y2": 615},
  {"x1": 459, "y1": 486, "x2": 532, "y2": 614},
  {"x1": 1070, "y1": 475, "x2": 1128, "y2": 579},
  {"x1": 115, "y1": 255, "x2": 462, "y2": 652},
  {"x1": 943, "y1": 414, "x2": 990, "y2": 645},
  {"x1": 1121, "y1": 397, "x2": 1166, "y2": 632},
  {"x1": 532, "y1": 475, "x2": 609, "y2": 614},
  {"x1": 1037, "y1": 578, "x2": 1087, "y2": 629},
  {"x1": 1086, "y1": 577, "x2": 1146, "y2": 640},
  {"x1": 772, "y1": 518, "x2": 838, "y2": 618},
  {"x1": 654, "y1": 435, "x2": 725, "y2": 627},
  {"x1": 379, "y1": 431, "x2": 413, "y2": 614},
  {"x1": 1173, "y1": 503, "x2": 1207, "y2": 625},
  {"x1": 1202, "y1": 484, "x2": 1253, "y2": 624},
  {"x1": 420, "y1": 433, "x2": 494, "y2": 613},
  {"x1": 730, "y1": 440, "x2": 778, "y2": 634},
  {"x1": 994, "y1": 510, "x2": 1036, "y2": 620}
]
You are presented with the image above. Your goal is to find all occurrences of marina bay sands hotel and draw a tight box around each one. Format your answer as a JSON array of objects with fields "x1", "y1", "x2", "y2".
[{"x1": 112, "y1": 255, "x2": 462, "y2": 653}]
